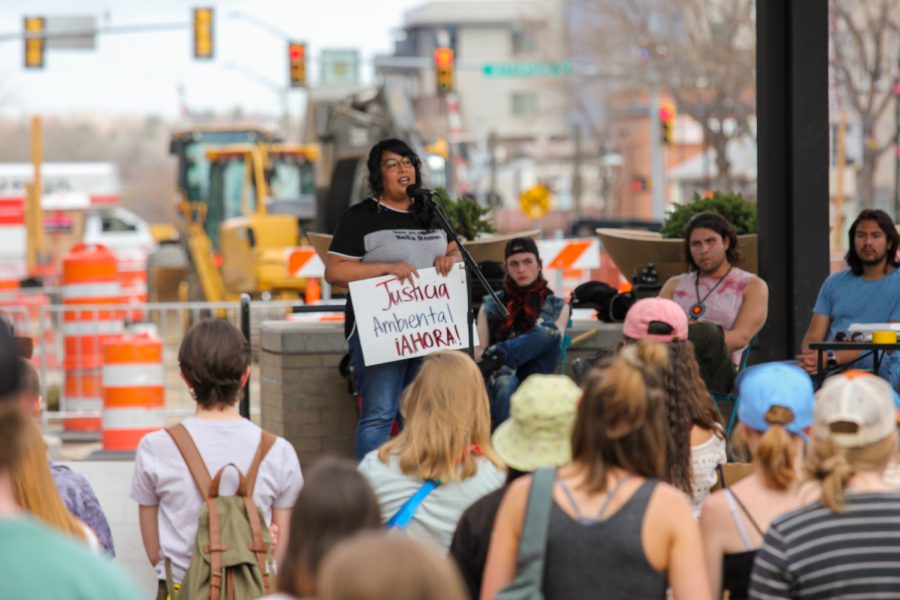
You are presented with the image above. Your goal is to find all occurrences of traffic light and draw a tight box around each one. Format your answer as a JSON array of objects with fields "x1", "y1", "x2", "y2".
[
  {"x1": 23, "y1": 16, "x2": 45, "y2": 69},
  {"x1": 193, "y1": 7, "x2": 214, "y2": 60},
  {"x1": 434, "y1": 47, "x2": 454, "y2": 95},
  {"x1": 630, "y1": 175, "x2": 648, "y2": 193},
  {"x1": 288, "y1": 42, "x2": 306, "y2": 88},
  {"x1": 659, "y1": 101, "x2": 675, "y2": 145}
]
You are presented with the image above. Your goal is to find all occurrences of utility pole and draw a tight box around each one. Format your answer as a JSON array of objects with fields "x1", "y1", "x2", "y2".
[
  {"x1": 649, "y1": 85, "x2": 665, "y2": 219},
  {"x1": 894, "y1": 57, "x2": 900, "y2": 220},
  {"x1": 572, "y1": 122, "x2": 583, "y2": 219}
]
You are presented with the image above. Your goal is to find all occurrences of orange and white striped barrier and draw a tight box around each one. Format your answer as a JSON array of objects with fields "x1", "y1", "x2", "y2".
[
  {"x1": 116, "y1": 248, "x2": 149, "y2": 321},
  {"x1": 536, "y1": 238, "x2": 601, "y2": 298},
  {"x1": 62, "y1": 243, "x2": 124, "y2": 433},
  {"x1": 286, "y1": 246, "x2": 325, "y2": 278},
  {"x1": 287, "y1": 246, "x2": 326, "y2": 304},
  {"x1": 101, "y1": 333, "x2": 165, "y2": 452}
]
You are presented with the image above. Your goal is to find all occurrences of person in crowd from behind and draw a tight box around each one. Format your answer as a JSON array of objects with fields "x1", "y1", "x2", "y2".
[
  {"x1": 264, "y1": 457, "x2": 382, "y2": 600},
  {"x1": 13, "y1": 417, "x2": 100, "y2": 551},
  {"x1": 796, "y1": 209, "x2": 900, "y2": 385},
  {"x1": 482, "y1": 341, "x2": 712, "y2": 599},
  {"x1": 475, "y1": 237, "x2": 570, "y2": 427},
  {"x1": 358, "y1": 350, "x2": 505, "y2": 552},
  {"x1": 0, "y1": 328, "x2": 142, "y2": 599},
  {"x1": 318, "y1": 532, "x2": 468, "y2": 600},
  {"x1": 130, "y1": 319, "x2": 303, "y2": 599},
  {"x1": 18, "y1": 358, "x2": 116, "y2": 555},
  {"x1": 449, "y1": 374, "x2": 580, "y2": 599},
  {"x1": 700, "y1": 363, "x2": 817, "y2": 600},
  {"x1": 750, "y1": 370, "x2": 900, "y2": 598},
  {"x1": 660, "y1": 211, "x2": 768, "y2": 365},
  {"x1": 325, "y1": 138, "x2": 462, "y2": 461},
  {"x1": 622, "y1": 297, "x2": 726, "y2": 516}
]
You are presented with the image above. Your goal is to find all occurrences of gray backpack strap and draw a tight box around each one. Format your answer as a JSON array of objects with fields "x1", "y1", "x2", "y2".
[{"x1": 497, "y1": 467, "x2": 556, "y2": 599}]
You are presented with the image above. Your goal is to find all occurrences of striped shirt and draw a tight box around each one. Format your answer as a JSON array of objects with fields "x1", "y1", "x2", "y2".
[{"x1": 749, "y1": 492, "x2": 900, "y2": 599}]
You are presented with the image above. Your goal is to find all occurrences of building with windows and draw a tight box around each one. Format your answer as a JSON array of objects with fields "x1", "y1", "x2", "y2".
[{"x1": 376, "y1": 0, "x2": 593, "y2": 216}]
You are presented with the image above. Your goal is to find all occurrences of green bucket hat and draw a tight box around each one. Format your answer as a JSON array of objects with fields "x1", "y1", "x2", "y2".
[{"x1": 492, "y1": 374, "x2": 581, "y2": 472}]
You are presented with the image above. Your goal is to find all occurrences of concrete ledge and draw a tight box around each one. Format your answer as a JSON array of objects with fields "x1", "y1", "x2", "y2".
[{"x1": 260, "y1": 319, "x2": 347, "y2": 354}]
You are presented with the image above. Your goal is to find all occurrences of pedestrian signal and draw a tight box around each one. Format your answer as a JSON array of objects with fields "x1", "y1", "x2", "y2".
[
  {"x1": 193, "y1": 7, "x2": 214, "y2": 60},
  {"x1": 289, "y1": 42, "x2": 306, "y2": 88},
  {"x1": 23, "y1": 16, "x2": 45, "y2": 69},
  {"x1": 434, "y1": 47, "x2": 454, "y2": 95}
]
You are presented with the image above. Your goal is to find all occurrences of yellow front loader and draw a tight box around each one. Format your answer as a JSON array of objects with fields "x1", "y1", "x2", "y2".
[{"x1": 180, "y1": 142, "x2": 319, "y2": 302}]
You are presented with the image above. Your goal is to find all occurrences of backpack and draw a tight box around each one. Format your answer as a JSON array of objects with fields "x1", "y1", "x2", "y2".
[
  {"x1": 165, "y1": 424, "x2": 277, "y2": 600},
  {"x1": 570, "y1": 281, "x2": 634, "y2": 323}
]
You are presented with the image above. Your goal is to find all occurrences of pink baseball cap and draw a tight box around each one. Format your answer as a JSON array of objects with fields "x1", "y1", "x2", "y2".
[{"x1": 623, "y1": 297, "x2": 689, "y2": 342}]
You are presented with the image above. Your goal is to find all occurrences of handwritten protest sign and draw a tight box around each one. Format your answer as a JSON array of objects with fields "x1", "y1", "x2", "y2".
[{"x1": 349, "y1": 263, "x2": 476, "y2": 366}]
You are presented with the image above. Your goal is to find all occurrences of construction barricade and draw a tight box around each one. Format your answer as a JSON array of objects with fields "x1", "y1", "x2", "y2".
[
  {"x1": 116, "y1": 247, "x2": 149, "y2": 321},
  {"x1": 101, "y1": 333, "x2": 165, "y2": 452},
  {"x1": 536, "y1": 238, "x2": 602, "y2": 298},
  {"x1": 62, "y1": 243, "x2": 124, "y2": 434}
]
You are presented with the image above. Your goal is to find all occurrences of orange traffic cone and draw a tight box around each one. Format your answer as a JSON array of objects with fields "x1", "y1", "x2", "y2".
[{"x1": 305, "y1": 278, "x2": 321, "y2": 304}]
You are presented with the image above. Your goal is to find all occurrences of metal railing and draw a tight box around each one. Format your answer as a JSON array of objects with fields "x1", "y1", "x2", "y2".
[{"x1": 0, "y1": 297, "x2": 344, "y2": 429}]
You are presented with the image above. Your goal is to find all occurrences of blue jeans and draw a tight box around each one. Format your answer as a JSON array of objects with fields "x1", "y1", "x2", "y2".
[
  {"x1": 347, "y1": 329, "x2": 422, "y2": 461},
  {"x1": 486, "y1": 322, "x2": 562, "y2": 425}
]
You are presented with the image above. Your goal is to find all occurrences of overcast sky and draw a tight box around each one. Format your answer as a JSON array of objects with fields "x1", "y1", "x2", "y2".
[{"x1": 0, "y1": 0, "x2": 428, "y2": 117}]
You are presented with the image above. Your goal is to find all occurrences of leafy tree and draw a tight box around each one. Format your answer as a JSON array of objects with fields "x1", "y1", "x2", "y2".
[{"x1": 660, "y1": 190, "x2": 756, "y2": 238}]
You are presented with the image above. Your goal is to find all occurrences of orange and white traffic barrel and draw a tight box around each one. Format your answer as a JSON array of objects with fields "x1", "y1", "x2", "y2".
[
  {"x1": 101, "y1": 333, "x2": 165, "y2": 452},
  {"x1": 62, "y1": 243, "x2": 124, "y2": 433},
  {"x1": 116, "y1": 248, "x2": 148, "y2": 321}
]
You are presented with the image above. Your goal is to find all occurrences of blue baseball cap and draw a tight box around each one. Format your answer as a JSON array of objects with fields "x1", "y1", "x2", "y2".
[{"x1": 737, "y1": 363, "x2": 814, "y2": 437}]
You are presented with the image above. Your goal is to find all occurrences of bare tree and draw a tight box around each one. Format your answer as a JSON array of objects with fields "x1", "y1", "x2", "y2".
[
  {"x1": 830, "y1": 0, "x2": 900, "y2": 208},
  {"x1": 566, "y1": 0, "x2": 756, "y2": 191}
]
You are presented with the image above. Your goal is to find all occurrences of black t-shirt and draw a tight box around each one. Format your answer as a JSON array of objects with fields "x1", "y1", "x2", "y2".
[
  {"x1": 449, "y1": 487, "x2": 507, "y2": 600},
  {"x1": 329, "y1": 198, "x2": 448, "y2": 337}
]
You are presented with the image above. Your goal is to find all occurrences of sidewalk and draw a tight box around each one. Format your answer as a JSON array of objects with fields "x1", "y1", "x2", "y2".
[{"x1": 60, "y1": 461, "x2": 157, "y2": 597}]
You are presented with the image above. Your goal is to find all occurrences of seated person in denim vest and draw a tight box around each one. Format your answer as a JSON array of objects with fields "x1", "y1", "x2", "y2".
[{"x1": 476, "y1": 237, "x2": 569, "y2": 426}]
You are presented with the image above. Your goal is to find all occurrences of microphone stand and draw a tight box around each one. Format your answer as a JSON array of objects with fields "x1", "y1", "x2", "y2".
[{"x1": 423, "y1": 191, "x2": 508, "y2": 359}]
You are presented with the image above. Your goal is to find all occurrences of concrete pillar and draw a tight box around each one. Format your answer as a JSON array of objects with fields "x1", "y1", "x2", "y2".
[{"x1": 260, "y1": 321, "x2": 357, "y2": 466}]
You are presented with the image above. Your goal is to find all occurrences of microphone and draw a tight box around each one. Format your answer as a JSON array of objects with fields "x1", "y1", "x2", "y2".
[{"x1": 406, "y1": 184, "x2": 435, "y2": 201}]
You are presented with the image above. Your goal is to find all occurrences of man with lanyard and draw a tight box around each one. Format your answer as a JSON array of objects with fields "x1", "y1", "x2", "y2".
[
  {"x1": 476, "y1": 238, "x2": 569, "y2": 427},
  {"x1": 660, "y1": 211, "x2": 768, "y2": 366},
  {"x1": 796, "y1": 209, "x2": 900, "y2": 386}
]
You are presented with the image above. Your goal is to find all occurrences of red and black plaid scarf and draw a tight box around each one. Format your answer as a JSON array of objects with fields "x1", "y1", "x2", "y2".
[{"x1": 496, "y1": 275, "x2": 550, "y2": 342}]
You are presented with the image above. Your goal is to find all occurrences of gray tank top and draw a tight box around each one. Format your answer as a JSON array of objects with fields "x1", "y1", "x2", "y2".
[{"x1": 541, "y1": 479, "x2": 667, "y2": 599}]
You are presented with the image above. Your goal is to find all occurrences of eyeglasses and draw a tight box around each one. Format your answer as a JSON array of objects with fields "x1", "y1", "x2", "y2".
[{"x1": 382, "y1": 157, "x2": 414, "y2": 172}]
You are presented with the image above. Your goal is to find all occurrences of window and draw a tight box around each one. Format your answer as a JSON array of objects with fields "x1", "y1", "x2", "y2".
[
  {"x1": 511, "y1": 93, "x2": 538, "y2": 116},
  {"x1": 101, "y1": 216, "x2": 136, "y2": 233},
  {"x1": 511, "y1": 27, "x2": 537, "y2": 55}
]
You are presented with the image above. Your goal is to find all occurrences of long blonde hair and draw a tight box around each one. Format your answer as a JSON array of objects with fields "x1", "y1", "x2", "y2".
[
  {"x1": 378, "y1": 351, "x2": 503, "y2": 482},
  {"x1": 13, "y1": 420, "x2": 86, "y2": 543},
  {"x1": 751, "y1": 406, "x2": 801, "y2": 490},
  {"x1": 806, "y1": 433, "x2": 897, "y2": 511}
]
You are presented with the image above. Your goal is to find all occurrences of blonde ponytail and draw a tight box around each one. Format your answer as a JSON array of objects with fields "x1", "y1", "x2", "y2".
[
  {"x1": 806, "y1": 434, "x2": 896, "y2": 511},
  {"x1": 754, "y1": 406, "x2": 799, "y2": 490}
]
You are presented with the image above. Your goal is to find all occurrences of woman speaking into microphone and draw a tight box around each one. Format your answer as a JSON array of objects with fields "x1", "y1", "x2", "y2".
[{"x1": 325, "y1": 138, "x2": 462, "y2": 461}]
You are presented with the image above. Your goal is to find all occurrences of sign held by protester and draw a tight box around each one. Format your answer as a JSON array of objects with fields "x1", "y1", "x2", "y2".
[{"x1": 350, "y1": 263, "x2": 476, "y2": 366}]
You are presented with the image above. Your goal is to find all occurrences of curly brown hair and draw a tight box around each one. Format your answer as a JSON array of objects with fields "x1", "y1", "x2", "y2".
[{"x1": 659, "y1": 341, "x2": 724, "y2": 495}]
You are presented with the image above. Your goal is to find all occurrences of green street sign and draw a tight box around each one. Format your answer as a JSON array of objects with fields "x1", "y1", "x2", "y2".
[{"x1": 481, "y1": 61, "x2": 572, "y2": 78}]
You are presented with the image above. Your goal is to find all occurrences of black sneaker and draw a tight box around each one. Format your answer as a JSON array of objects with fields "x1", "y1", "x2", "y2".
[{"x1": 479, "y1": 348, "x2": 505, "y2": 380}]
